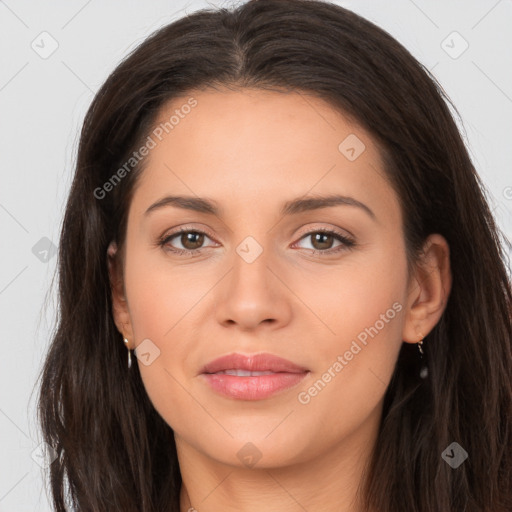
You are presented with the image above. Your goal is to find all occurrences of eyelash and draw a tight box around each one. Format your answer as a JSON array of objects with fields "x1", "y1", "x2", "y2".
[{"x1": 158, "y1": 226, "x2": 356, "y2": 257}]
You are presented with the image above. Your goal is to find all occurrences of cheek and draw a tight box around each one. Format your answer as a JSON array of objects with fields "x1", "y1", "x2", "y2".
[
  {"x1": 122, "y1": 250, "x2": 217, "y2": 429},
  {"x1": 124, "y1": 245, "x2": 211, "y2": 340},
  {"x1": 290, "y1": 240, "x2": 407, "y2": 434},
  {"x1": 124, "y1": 281, "x2": 199, "y2": 436},
  {"x1": 289, "y1": 315, "x2": 404, "y2": 461},
  {"x1": 299, "y1": 233, "x2": 407, "y2": 360}
]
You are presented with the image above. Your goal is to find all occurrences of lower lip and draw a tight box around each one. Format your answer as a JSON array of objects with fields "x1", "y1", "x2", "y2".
[{"x1": 201, "y1": 372, "x2": 309, "y2": 400}]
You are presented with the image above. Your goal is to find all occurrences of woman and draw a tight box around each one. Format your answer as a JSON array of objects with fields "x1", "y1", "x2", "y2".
[{"x1": 36, "y1": 0, "x2": 512, "y2": 510}]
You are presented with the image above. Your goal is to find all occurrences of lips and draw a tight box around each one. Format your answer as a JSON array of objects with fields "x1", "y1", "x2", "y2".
[
  {"x1": 201, "y1": 352, "x2": 308, "y2": 375},
  {"x1": 200, "y1": 353, "x2": 309, "y2": 400}
]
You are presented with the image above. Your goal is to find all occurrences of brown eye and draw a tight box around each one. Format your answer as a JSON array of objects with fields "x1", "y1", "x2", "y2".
[
  {"x1": 294, "y1": 229, "x2": 355, "y2": 255},
  {"x1": 179, "y1": 231, "x2": 205, "y2": 250},
  {"x1": 159, "y1": 228, "x2": 218, "y2": 256},
  {"x1": 310, "y1": 232, "x2": 336, "y2": 250}
]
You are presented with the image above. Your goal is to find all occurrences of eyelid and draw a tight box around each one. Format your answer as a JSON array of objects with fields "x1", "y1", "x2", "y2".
[
  {"x1": 161, "y1": 223, "x2": 216, "y2": 238},
  {"x1": 294, "y1": 223, "x2": 355, "y2": 241},
  {"x1": 159, "y1": 225, "x2": 219, "y2": 247}
]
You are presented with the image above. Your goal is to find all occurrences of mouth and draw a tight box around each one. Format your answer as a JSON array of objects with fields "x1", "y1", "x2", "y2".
[
  {"x1": 201, "y1": 352, "x2": 308, "y2": 374},
  {"x1": 200, "y1": 353, "x2": 310, "y2": 400},
  {"x1": 210, "y1": 369, "x2": 278, "y2": 376}
]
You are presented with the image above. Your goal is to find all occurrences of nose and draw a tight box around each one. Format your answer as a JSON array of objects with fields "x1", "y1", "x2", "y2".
[{"x1": 214, "y1": 243, "x2": 293, "y2": 331}]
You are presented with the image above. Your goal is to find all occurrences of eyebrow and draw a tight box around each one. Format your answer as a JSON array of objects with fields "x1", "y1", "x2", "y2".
[{"x1": 144, "y1": 194, "x2": 376, "y2": 220}]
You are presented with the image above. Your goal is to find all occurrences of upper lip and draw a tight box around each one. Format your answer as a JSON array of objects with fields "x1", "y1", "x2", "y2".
[{"x1": 201, "y1": 353, "x2": 309, "y2": 374}]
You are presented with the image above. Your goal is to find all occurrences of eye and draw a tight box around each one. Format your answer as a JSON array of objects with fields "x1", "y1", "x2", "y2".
[
  {"x1": 158, "y1": 226, "x2": 356, "y2": 257},
  {"x1": 293, "y1": 228, "x2": 355, "y2": 255},
  {"x1": 158, "y1": 227, "x2": 218, "y2": 256}
]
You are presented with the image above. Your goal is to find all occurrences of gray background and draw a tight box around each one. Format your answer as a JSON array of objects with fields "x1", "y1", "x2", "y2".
[{"x1": 1, "y1": 0, "x2": 511, "y2": 510}]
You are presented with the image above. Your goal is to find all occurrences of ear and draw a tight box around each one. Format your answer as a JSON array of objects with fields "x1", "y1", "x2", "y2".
[
  {"x1": 107, "y1": 240, "x2": 134, "y2": 349},
  {"x1": 402, "y1": 233, "x2": 452, "y2": 343}
]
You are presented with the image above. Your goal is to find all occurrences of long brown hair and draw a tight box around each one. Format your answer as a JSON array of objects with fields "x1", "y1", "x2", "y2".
[{"x1": 36, "y1": 0, "x2": 512, "y2": 510}]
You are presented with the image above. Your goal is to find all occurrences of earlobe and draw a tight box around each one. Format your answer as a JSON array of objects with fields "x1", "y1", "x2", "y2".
[
  {"x1": 402, "y1": 234, "x2": 452, "y2": 344},
  {"x1": 107, "y1": 240, "x2": 134, "y2": 345}
]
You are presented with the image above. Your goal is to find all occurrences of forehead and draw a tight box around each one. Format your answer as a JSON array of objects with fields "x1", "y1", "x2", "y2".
[{"x1": 128, "y1": 87, "x2": 399, "y2": 224}]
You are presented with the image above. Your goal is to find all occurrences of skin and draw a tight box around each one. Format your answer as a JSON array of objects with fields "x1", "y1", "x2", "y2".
[{"x1": 108, "y1": 88, "x2": 452, "y2": 512}]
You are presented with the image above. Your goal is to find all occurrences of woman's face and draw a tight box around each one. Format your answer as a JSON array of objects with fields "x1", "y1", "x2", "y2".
[{"x1": 111, "y1": 88, "x2": 420, "y2": 468}]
